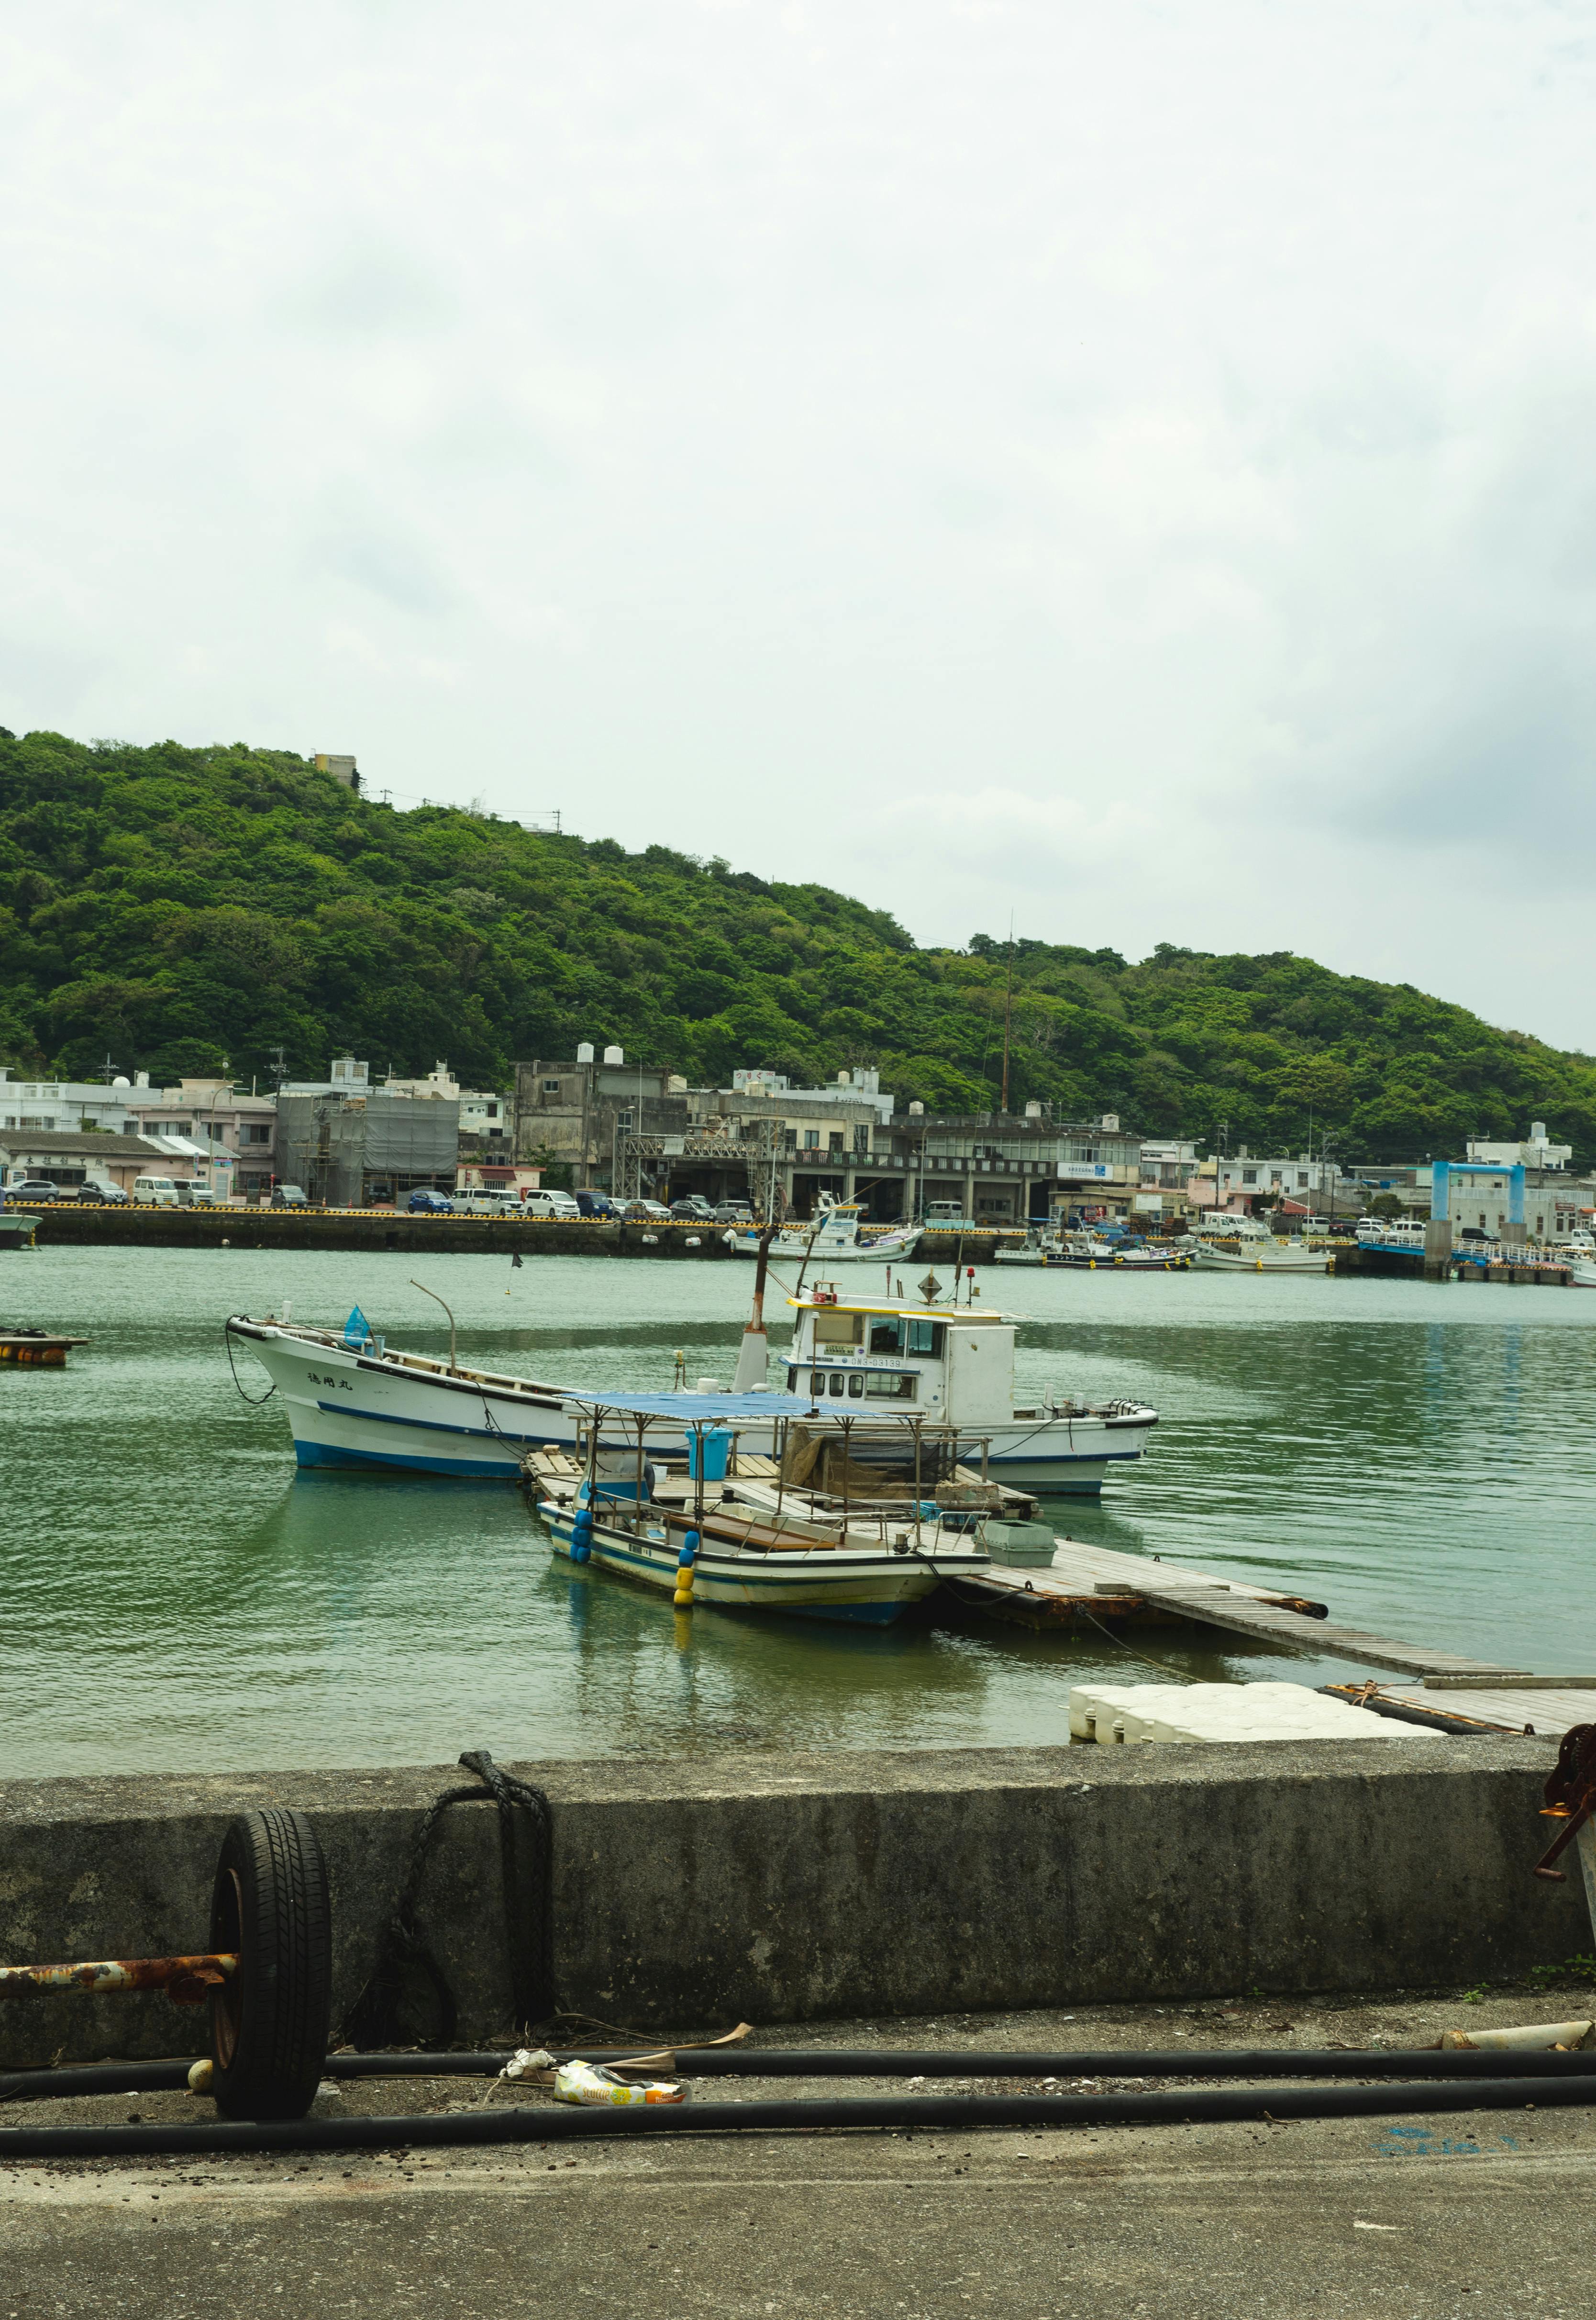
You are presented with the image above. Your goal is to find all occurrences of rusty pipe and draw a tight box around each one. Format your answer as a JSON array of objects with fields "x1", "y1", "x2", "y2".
[{"x1": 0, "y1": 1953, "x2": 238, "y2": 2001}]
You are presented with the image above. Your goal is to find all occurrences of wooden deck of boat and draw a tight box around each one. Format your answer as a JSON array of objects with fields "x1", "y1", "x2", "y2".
[{"x1": 959, "y1": 1536, "x2": 1521, "y2": 1679}]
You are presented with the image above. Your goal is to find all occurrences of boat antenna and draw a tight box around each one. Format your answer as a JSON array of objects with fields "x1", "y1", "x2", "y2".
[{"x1": 410, "y1": 1278, "x2": 459, "y2": 1375}]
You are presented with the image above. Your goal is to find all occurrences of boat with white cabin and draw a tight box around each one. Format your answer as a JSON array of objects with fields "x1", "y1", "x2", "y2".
[
  {"x1": 225, "y1": 1272, "x2": 1156, "y2": 1494},
  {"x1": 723, "y1": 1193, "x2": 919, "y2": 1264}
]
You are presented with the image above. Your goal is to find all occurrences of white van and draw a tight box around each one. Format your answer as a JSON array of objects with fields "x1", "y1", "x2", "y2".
[
  {"x1": 133, "y1": 1175, "x2": 182, "y2": 1207},
  {"x1": 453, "y1": 1187, "x2": 527, "y2": 1218},
  {"x1": 521, "y1": 1190, "x2": 580, "y2": 1220}
]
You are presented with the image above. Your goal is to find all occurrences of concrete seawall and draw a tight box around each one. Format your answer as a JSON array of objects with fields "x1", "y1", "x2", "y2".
[
  {"x1": 11, "y1": 1210, "x2": 1010, "y2": 1263},
  {"x1": 0, "y1": 1740, "x2": 1580, "y2": 2065}
]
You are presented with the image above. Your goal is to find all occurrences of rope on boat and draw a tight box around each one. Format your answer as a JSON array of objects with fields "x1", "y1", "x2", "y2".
[{"x1": 222, "y1": 1316, "x2": 277, "y2": 1405}]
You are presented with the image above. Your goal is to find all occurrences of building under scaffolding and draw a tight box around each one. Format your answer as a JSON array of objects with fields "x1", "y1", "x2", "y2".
[{"x1": 275, "y1": 1091, "x2": 459, "y2": 1207}]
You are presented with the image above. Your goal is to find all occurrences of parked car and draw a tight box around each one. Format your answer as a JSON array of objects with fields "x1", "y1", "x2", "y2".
[
  {"x1": 77, "y1": 1178, "x2": 128, "y2": 1205},
  {"x1": 132, "y1": 1174, "x2": 183, "y2": 1207},
  {"x1": 573, "y1": 1191, "x2": 621, "y2": 1220},
  {"x1": 5, "y1": 1177, "x2": 67, "y2": 1202},
  {"x1": 177, "y1": 1183, "x2": 220, "y2": 1207},
  {"x1": 453, "y1": 1187, "x2": 526, "y2": 1217},
  {"x1": 270, "y1": 1183, "x2": 308, "y2": 1209},
  {"x1": 521, "y1": 1189, "x2": 581, "y2": 1219},
  {"x1": 408, "y1": 1189, "x2": 454, "y2": 1214},
  {"x1": 619, "y1": 1199, "x2": 671, "y2": 1222},
  {"x1": 712, "y1": 1201, "x2": 754, "y2": 1224},
  {"x1": 669, "y1": 1196, "x2": 716, "y2": 1220}
]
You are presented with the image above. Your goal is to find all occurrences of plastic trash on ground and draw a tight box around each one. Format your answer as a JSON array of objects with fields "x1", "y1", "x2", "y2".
[
  {"x1": 499, "y1": 2047, "x2": 557, "y2": 2081},
  {"x1": 554, "y1": 2058, "x2": 690, "y2": 2106}
]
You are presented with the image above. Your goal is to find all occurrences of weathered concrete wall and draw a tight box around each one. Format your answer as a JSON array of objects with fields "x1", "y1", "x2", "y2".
[{"x1": 0, "y1": 1740, "x2": 1581, "y2": 2064}]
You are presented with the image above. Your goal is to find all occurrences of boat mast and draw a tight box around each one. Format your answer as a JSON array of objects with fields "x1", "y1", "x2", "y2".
[{"x1": 732, "y1": 1222, "x2": 778, "y2": 1391}]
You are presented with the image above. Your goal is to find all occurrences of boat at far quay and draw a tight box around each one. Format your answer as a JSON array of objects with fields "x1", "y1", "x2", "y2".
[
  {"x1": 225, "y1": 1272, "x2": 1157, "y2": 1495},
  {"x1": 722, "y1": 1193, "x2": 920, "y2": 1265}
]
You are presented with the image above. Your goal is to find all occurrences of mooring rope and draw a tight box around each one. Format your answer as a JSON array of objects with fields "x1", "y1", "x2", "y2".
[
  {"x1": 340, "y1": 1750, "x2": 554, "y2": 2050},
  {"x1": 222, "y1": 1317, "x2": 277, "y2": 1404}
]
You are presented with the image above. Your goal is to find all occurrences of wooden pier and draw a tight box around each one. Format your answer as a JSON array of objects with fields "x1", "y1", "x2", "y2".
[{"x1": 958, "y1": 1534, "x2": 1525, "y2": 1680}]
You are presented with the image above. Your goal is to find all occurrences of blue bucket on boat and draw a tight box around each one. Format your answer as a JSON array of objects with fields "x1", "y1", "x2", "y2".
[{"x1": 686, "y1": 1428, "x2": 732, "y2": 1483}]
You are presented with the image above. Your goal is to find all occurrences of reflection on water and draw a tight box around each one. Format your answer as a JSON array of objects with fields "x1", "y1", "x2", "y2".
[{"x1": 3, "y1": 1246, "x2": 1594, "y2": 1774}]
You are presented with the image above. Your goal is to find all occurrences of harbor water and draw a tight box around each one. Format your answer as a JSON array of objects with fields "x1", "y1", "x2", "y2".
[{"x1": 4, "y1": 1246, "x2": 1594, "y2": 1776}]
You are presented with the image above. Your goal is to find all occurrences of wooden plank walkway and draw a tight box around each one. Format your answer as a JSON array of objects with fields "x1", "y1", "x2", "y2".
[{"x1": 960, "y1": 1535, "x2": 1524, "y2": 1678}]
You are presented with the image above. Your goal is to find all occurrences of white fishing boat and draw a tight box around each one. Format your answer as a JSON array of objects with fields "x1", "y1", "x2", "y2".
[
  {"x1": 996, "y1": 1228, "x2": 1190, "y2": 1272},
  {"x1": 994, "y1": 1226, "x2": 1068, "y2": 1267},
  {"x1": 527, "y1": 1392, "x2": 996, "y2": 1626},
  {"x1": 1191, "y1": 1239, "x2": 1333, "y2": 1273},
  {"x1": 723, "y1": 1193, "x2": 919, "y2": 1264},
  {"x1": 225, "y1": 1272, "x2": 1157, "y2": 1494}
]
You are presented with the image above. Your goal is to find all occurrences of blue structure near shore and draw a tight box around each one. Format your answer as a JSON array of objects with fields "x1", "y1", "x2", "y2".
[{"x1": 1431, "y1": 1160, "x2": 1525, "y2": 1230}]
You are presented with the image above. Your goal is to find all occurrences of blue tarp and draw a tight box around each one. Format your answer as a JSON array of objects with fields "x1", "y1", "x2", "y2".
[{"x1": 560, "y1": 1389, "x2": 818, "y2": 1422}]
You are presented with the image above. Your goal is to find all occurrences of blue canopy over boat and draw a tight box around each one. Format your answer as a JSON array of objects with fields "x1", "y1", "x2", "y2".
[{"x1": 560, "y1": 1388, "x2": 819, "y2": 1422}]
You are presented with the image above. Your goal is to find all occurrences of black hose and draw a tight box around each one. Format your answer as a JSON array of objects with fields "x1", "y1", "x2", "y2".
[
  {"x1": 7, "y1": 2042, "x2": 1596, "y2": 2108},
  {"x1": 5, "y1": 2075, "x2": 1596, "y2": 2160}
]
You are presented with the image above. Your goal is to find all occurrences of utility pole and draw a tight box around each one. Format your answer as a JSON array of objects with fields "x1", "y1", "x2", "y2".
[{"x1": 999, "y1": 916, "x2": 1015, "y2": 1114}]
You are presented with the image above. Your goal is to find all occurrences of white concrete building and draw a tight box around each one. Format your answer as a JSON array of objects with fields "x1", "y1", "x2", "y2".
[
  {"x1": 1466, "y1": 1121, "x2": 1573, "y2": 1171},
  {"x1": 1207, "y1": 1152, "x2": 1346, "y2": 1210}
]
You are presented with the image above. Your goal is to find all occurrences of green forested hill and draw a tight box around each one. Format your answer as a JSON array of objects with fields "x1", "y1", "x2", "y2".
[{"x1": 3, "y1": 727, "x2": 1594, "y2": 1163}]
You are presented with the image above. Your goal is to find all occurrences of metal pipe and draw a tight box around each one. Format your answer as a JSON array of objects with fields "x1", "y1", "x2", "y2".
[
  {"x1": 0, "y1": 1954, "x2": 237, "y2": 1999},
  {"x1": 9, "y1": 2075, "x2": 1596, "y2": 2160}
]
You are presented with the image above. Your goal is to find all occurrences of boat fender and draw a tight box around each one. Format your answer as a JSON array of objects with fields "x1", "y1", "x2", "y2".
[
  {"x1": 674, "y1": 1529, "x2": 699, "y2": 1607},
  {"x1": 570, "y1": 1508, "x2": 595, "y2": 1565}
]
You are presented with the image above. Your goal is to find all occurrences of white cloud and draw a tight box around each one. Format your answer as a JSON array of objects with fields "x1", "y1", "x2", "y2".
[{"x1": 3, "y1": 0, "x2": 1596, "y2": 1044}]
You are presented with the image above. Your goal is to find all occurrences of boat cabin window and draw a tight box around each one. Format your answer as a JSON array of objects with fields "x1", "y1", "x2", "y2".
[
  {"x1": 847, "y1": 1372, "x2": 864, "y2": 1397},
  {"x1": 865, "y1": 1372, "x2": 915, "y2": 1399},
  {"x1": 829, "y1": 1372, "x2": 845, "y2": 1396},
  {"x1": 812, "y1": 1309, "x2": 862, "y2": 1346},
  {"x1": 906, "y1": 1319, "x2": 944, "y2": 1357},
  {"x1": 809, "y1": 1369, "x2": 825, "y2": 1395},
  {"x1": 868, "y1": 1316, "x2": 905, "y2": 1354}
]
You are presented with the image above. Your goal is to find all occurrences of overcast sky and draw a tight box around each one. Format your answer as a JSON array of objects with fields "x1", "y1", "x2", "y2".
[{"x1": 4, "y1": 2, "x2": 1596, "y2": 1048}]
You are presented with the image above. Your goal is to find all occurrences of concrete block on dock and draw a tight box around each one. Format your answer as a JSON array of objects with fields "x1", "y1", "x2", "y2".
[{"x1": 1069, "y1": 1681, "x2": 1436, "y2": 1746}]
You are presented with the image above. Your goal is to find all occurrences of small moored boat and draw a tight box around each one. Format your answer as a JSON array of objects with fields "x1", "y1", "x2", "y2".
[{"x1": 723, "y1": 1193, "x2": 919, "y2": 1265}]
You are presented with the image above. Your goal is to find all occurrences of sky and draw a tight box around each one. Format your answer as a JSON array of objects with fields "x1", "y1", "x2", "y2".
[{"x1": 4, "y1": 1, "x2": 1596, "y2": 1047}]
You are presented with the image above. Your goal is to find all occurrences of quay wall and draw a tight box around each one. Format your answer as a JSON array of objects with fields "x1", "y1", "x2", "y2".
[
  {"x1": 9, "y1": 1209, "x2": 1007, "y2": 1263},
  {"x1": 0, "y1": 1739, "x2": 1581, "y2": 2063}
]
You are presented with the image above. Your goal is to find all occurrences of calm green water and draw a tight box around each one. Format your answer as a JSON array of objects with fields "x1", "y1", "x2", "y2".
[{"x1": 3, "y1": 1248, "x2": 1593, "y2": 1775}]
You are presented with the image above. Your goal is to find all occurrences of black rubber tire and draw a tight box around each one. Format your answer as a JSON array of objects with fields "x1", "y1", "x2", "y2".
[{"x1": 207, "y1": 1810, "x2": 332, "y2": 2121}]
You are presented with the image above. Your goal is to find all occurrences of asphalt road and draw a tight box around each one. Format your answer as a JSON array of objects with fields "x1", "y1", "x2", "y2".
[{"x1": 4, "y1": 1993, "x2": 1593, "y2": 2319}]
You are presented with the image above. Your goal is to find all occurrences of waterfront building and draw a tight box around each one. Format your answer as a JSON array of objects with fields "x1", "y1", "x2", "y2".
[
  {"x1": 126, "y1": 1078, "x2": 278, "y2": 1201},
  {"x1": 274, "y1": 1086, "x2": 459, "y2": 1207},
  {"x1": 882, "y1": 1109, "x2": 1141, "y2": 1228},
  {"x1": 0, "y1": 1069, "x2": 143, "y2": 1134},
  {"x1": 1196, "y1": 1151, "x2": 1348, "y2": 1215},
  {"x1": 512, "y1": 1048, "x2": 686, "y2": 1191},
  {"x1": 0, "y1": 1130, "x2": 177, "y2": 1194}
]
